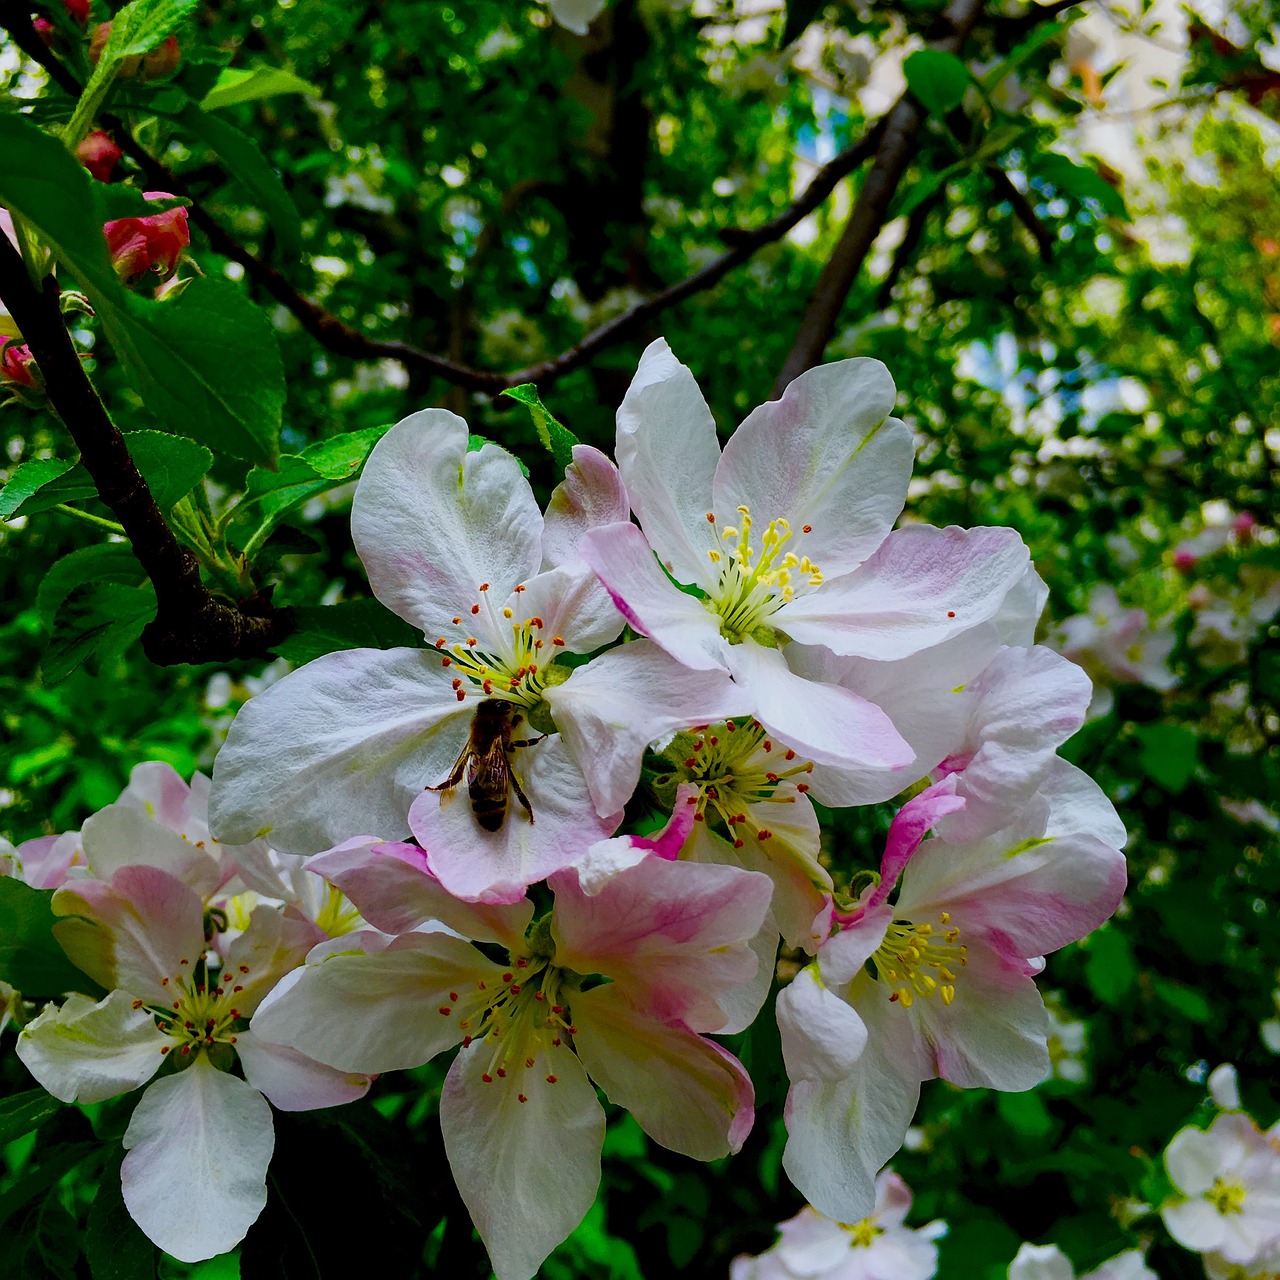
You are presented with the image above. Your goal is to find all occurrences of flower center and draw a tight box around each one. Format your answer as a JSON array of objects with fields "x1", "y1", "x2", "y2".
[
  {"x1": 704, "y1": 506, "x2": 823, "y2": 642},
  {"x1": 432, "y1": 581, "x2": 568, "y2": 708},
  {"x1": 873, "y1": 915, "x2": 967, "y2": 1008},
  {"x1": 1208, "y1": 1177, "x2": 1248, "y2": 1216},
  {"x1": 440, "y1": 953, "x2": 579, "y2": 1103},
  {"x1": 844, "y1": 1216, "x2": 885, "y2": 1247},
  {"x1": 678, "y1": 719, "x2": 813, "y2": 849},
  {"x1": 140, "y1": 954, "x2": 250, "y2": 1057}
]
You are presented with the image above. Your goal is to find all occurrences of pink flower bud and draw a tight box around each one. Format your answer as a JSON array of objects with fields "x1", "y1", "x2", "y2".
[
  {"x1": 1233, "y1": 511, "x2": 1258, "y2": 540},
  {"x1": 1172, "y1": 549, "x2": 1196, "y2": 571},
  {"x1": 103, "y1": 192, "x2": 190, "y2": 286},
  {"x1": 32, "y1": 16, "x2": 55, "y2": 46},
  {"x1": 63, "y1": 0, "x2": 91, "y2": 24},
  {"x1": 76, "y1": 130, "x2": 122, "y2": 183},
  {"x1": 1, "y1": 343, "x2": 41, "y2": 391},
  {"x1": 141, "y1": 34, "x2": 181, "y2": 80}
]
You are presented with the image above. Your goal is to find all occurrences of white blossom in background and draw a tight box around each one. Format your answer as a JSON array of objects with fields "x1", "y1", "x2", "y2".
[
  {"x1": 1008, "y1": 1242, "x2": 1158, "y2": 1280},
  {"x1": 546, "y1": 0, "x2": 607, "y2": 34}
]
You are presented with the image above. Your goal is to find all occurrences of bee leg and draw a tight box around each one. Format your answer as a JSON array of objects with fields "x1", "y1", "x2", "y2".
[
  {"x1": 426, "y1": 749, "x2": 469, "y2": 792},
  {"x1": 509, "y1": 734, "x2": 547, "y2": 749},
  {"x1": 509, "y1": 768, "x2": 535, "y2": 824}
]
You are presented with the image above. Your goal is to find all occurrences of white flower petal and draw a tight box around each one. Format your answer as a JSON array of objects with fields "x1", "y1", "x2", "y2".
[
  {"x1": 121, "y1": 1060, "x2": 274, "y2": 1263},
  {"x1": 234, "y1": 1029, "x2": 372, "y2": 1111},
  {"x1": 542, "y1": 443, "x2": 629, "y2": 570},
  {"x1": 1009, "y1": 1243, "x2": 1076, "y2": 1280}
]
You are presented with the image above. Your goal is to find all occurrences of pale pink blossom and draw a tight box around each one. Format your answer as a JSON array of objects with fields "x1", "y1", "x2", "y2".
[{"x1": 1007, "y1": 1243, "x2": 1158, "y2": 1280}]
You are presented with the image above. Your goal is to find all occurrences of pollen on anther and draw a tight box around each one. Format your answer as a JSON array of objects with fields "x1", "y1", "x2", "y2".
[
  {"x1": 552, "y1": 636, "x2": 565, "y2": 646},
  {"x1": 546, "y1": 1074, "x2": 558, "y2": 1084},
  {"x1": 733, "y1": 838, "x2": 745, "y2": 848},
  {"x1": 797, "y1": 782, "x2": 810, "y2": 793},
  {"x1": 471, "y1": 604, "x2": 481, "y2": 615},
  {"x1": 947, "y1": 610, "x2": 956, "y2": 618},
  {"x1": 173, "y1": 1001, "x2": 181, "y2": 1010},
  {"x1": 439, "y1": 1006, "x2": 452, "y2": 1016},
  {"x1": 802, "y1": 524, "x2": 812, "y2": 533},
  {"x1": 784, "y1": 749, "x2": 796, "y2": 760},
  {"x1": 180, "y1": 958, "x2": 190, "y2": 966},
  {"x1": 450, "y1": 991, "x2": 459, "y2": 1002},
  {"x1": 441, "y1": 656, "x2": 452, "y2": 666},
  {"x1": 456, "y1": 691, "x2": 466, "y2": 701},
  {"x1": 706, "y1": 512, "x2": 715, "y2": 523},
  {"x1": 482, "y1": 1073, "x2": 494, "y2": 1083},
  {"x1": 435, "y1": 638, "x2": 447, "y2": 649},
  {"x1": 233, "y1": 985, "x2": 244, "y2": 995},
  {"x1": 515, "y1": 584, "x2": 526, "y2": 593},
  {"x1": 503, "y1": 607, "x2": 514, "y2": 619},
  {"x1": 534, "y1": 991, "x2": 545, "y2": 1002},
  {"x1": 452, "y1": 615, "x2": 463, "y2": 625},
  {"x1": 479, "y1": 582, "x2": 490, "y2": 592},
  {"x1": 132, "y1": 998, "x2": 144, "y2": 1009},
  {"x1": 525, "y1": 1057, "x2": 535, "y2": 1068},
  {"x1": 503, "y1": 972, "x2": 514, "y2": 982},
  {"x1": 497, "y1": 1068, "x2": 507, "y2": 1078},
  {"x1": 518, "y1": 1093, "x2": 528, "y2": 1103},
  {"x1": 462, "y1": 1035, "x2": 473, "y2": 1047}
]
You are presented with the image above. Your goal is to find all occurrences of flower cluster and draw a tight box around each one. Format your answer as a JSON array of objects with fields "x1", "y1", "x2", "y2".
[{"x1": 5, "y1": 341, "x2": 1129, "y2": 1277}]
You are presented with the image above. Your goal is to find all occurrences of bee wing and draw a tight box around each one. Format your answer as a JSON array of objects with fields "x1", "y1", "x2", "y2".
[{"x1": 472, "y1": 737, "x2": 513, "y2": 792}]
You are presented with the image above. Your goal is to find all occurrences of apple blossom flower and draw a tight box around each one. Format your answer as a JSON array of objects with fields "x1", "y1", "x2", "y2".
[
  {"x1": 1007, "y1": 1243, "x2": 1158, "y2": 1280},
  {"x1": 103, "y1": 192, "x2": 190, "y2": 284},
  {"x1": 581, "y1": 338, "x2": 1032, "y2": 773},
  {"x1": 1203, "y1": 1240, "x2": 1280, "y2": 1279},
  {"x1": 76, "y1": 130, "x2": 122, "y2": 182},
  {"x1": 1161, "y1": 1111, "x2": 1280, "y2": 1265},
  {"x1": 1210, "y1": 1063, "x2": 1243, "y2": 1111},
  {"x1": 251, "y1": 835, "x2": 772, "y2": 1280},
  {"x1": 777, "y1": 779, "x2": 1127, "y2": 1221},
  {"x1": 15, "y1": 863, "x2": 370, "y2": 1262},
  {"x1": 730, "y1": 1170, "x2": 946, "y2": 1280},
  {"x1": 211, "y1": 413, "x2": 692, "y2": 903}
]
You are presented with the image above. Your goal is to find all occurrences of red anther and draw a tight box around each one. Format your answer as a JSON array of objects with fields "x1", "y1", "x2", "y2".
[
  {"x1": 515, "y1": 584, "x2": 526, "y2": 592},
  {"x1": 462, "y1": 1036, "x2": 473, "y2": 1047},
  {"x1": 566, "y1": 1025, "x2": 577, "y2": 1035},
  {"x1": 552, "y1": 636, "x2": 565, "y2": 646},
  {"x1": 450, "y1": 992, "x2": 459, "y2": 1002},
  {"x1": 503, "y1": 972, "x2": 514, "y2": 983},
  {"x1": 525, "y1": 1057, "x2": 535, "y2": 1068},
  {"x1": 534, "y1": 991, "x2": 545, "y2": 1001},
  {"x1": 456, "y1": 691, "x2": 466, "y2": 702},
  {"x1": 180, "y1": 958, "x2": 190, "y2": 965},
  {"x1": 733, "y1": 838, "x2": 745, "y2": 848},
  {"x1": 946, "y1": 610, "x2": 956, "y2": 618},
  {"x1": 758, "y1": 830, "x2": 773, "y2": 840},
  {"x1": 551, "y1": 1037, "x2": 562, "y2": 1046},
  {"x1": 205, "y1": 1019, "x2": 216, "y2": 1029},
  {"x1": 229, "y1": 1036, "x2": 237, "y2": 1044},
  {"x1": 478, "y1": 980, "x2": 487, "y2": 990},
  {"x1": 706, "y1": 512, "x2": 716, "y2": 523},
  {"x1": 483, "y1": 680, "x2": 493, "y2": 694},
  {"x1": 889, "y1": 992, "x2": 900, "y2": 1003},
  {"x1": 802, "y1": 524, "x2": 812, "y2": 533},
  {"x1": 528, "y1": 663, "x2": 538, "y2": 674},
  {"x1": 685, "y1": 794, "x2": 697, "y2": 805},
  {"x1": 173, "y1": 1001, "x2": 181, "y2": 1010},
  {"x1": 435, "y1": 638, "x2": 447, "y2": 649},
  {"x1": 482, "y1": 1073, "x2": 494, "y2": 1083},
  {"x1": 132, "y1": 999, "x2": 144, "y2": 1009},
  {"x1": 181, "y1": 1046, "x2": 191, "y2": 1055},
  {"x1": 709, "y1": 736, "x2": 719, "y2": 746},
  {"x1": 518, "y1": 1094, "x2": 528, "y2": 1103},
  {"x1": 694, "y1": 812, "x2": 705, "y2": 821},
  {"x1": 196, "y1": 986, "x2": 206, "y2": 996},
  {"x1": 214, "y1": 987, "x2": 224, "y2": 997},
  {"x1": 161, "y1": 977, "x2": 169, "y2": 986},
  {"x1": 533, "y1": 617, "x2": 544, "y2": 628},
  {"x1": 229, "y1": 1009, "x2": 240, "y2": 1019},
  {"x1": 452, "y1": 678, "x2": 463, "y2": 689},
  {"x1": 796, "y1": 783, "x2": 810, "y2": 793},
  {"x1": 516, "y1": 957, "x2": 528, "y2": 968},
  {"x1": 452, "y1": 616, "x2": 462, "y2": 625},
  {"x1": 471, "y1": 604, "x2": 481, "y2": 615},
  {"x1": 785, "y1": 750, "x2": 796, "y2": 760},
  {"x1": 546, "y1": 1074, "x2": 558, "y2": 1084},
  {"x1": 510, "y1": 985, "x2": 521, "y2": 996},
  {"x1": 466, "y1": 638, "x2": 477, "y2": 647},
  {"x1": 441, "y1": 656, "x2": 452, "y2": 666},
  {"x1": 551, "y1": 1005, "x2": 564, "y2": 1014},
  {"x1": 479, "y1": 582, "x2": 490, "y2": 592},
  {"x1": 763, "y1": 740, "x2": 772, "y2": 751},
  {"x1": 726, "y1": 720, "x2": 736, "y2": 732},
  {"x1": 766, "y1": 772, "x2": 778, "y2": 782},
  {"x1": 497, "y1": 1068, "x2": 507, "y2": 1078},
  {"x1": 239, "y1": 966, "x2": 250, "y2": 974},
  {"x1": 439, "y1": 1006, "x2": 452, "y2": 1016},
  {"x1": 160, "y1": 1046, "x2": 170, "y2": 1055}
]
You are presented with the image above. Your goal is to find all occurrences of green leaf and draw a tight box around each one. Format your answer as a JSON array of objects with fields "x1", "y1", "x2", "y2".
[
  {"x1": 500, "y1": 384, "x2": 579, "y2": 472},
  {"x1": 903, "y1": 49, "x2": 971, "y2": 117},
  {"x1": 172, "y1": 104, "x2": 302, "y2": 259},
  {"x1": 0, "y1": 459, "x2": 77, "y2": 520},
  {"x1": 0, "y1": 1092, "x2": 64, "y2": 1148},
  {"x1": 272, "y1": 599, "x2": 421, "y2": 665},
  {"x1": 0, "y1": 878, "x2": 103, "y2": 999},
  {"x1": 1084, "y1": 926, "x2": 1137, "y2": 1007},
  {"x1": 0, "y1": 113, "x2": 283, "y2": 465},
  {"x1": 200, "y1": 65, "x2": 320, "y2": 111},
  {"x1": 1152, "y1": 976, "x2": 1213, "y2": 1024},
  {"x1": 42, "y1": 582, "x2": 157, "y2": 685},
  {"x1": 102, "y1": 0, "x2": 199, "y2": 60},
  {"x1": 996, "y1": 1089, "x2": 1054, "y2": 1140},
  {"x1": 94, "y1": 188, "x2": 191, "y2": 223},
  {"x1": 85, "y1": 1153, "x2": 156, "y2": 1280},
  {"x1": 1135, "y1": 723, "x2": 1198, "y2": 793},
  {"x1": 121, "y1": 431, "x2": 214, "y2": 510},
  {"x1": 1036, "y1": 153, "x2": 1128, "y2": 220},
  {"x1": 37, "y1": 545, "x2": 147, "y2": 630}
]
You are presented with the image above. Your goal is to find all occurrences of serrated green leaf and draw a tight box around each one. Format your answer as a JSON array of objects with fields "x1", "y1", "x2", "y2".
[
  {"x1": 37, "y1": 546, "x2": 147, "y2": 630},
  {"x1": 120, "y1": 431, "x2": 214, "y2": 510},
  {"x1": 103, "y1": 0, "x2": 200, "y2": 60},
  {"x1": 0, "y1": 459, "x2": 78, "y2": 520},
  {"x1": 172, "y1": 104, "x2": 302, "y2": 259},
  {"x1": 0, "y1": 113, "x2": 283, "y2": 465},
  {"x1": 42, "y1": 582, "x2": 157, "y2": 685},
  {"x1": 500, "y1": 384, "x2": 578, "y2": 472},
  {"x1": 201, "y1": 64, "x2": 320, "y2": 111},
  {"x1": 272, "y1": 599, "x2": 421, "y2": 665},
  {"x1": 0, "y1": 878, "x2": 104, "y2": 999},
  {"x1": 904, "y1": 49, "x2": 971, "y2": 117},
  {"x1": 0, "y1": 1092, "x2": 64, "y2": 1148},
  {"x1": 1036, "y1": 152, "x2": 1128, "y2": 220}
]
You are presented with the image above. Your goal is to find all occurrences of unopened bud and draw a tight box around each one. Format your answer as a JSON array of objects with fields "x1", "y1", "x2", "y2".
[
  {"x1": 76, "y1": 130, "x2": 122, "y2": 183},
  {"x1": 142, "y1": 34, "x2": 181, "y2": 80},
  {"x1": 1233, "y1": 511, "x2": 1257, "y2": 541},
  {"x1": 1, "y1": 343, "x2": 42, "y2": 392},
  {"x1": 33, "y1": 16, "x2": 56, "y2": 46},
  {"x1": 63, "y1": 0, "x2": 91, "y2": 23},
  {"x1": 103, "y1": 192, "x2": 190, "y2": 286}
]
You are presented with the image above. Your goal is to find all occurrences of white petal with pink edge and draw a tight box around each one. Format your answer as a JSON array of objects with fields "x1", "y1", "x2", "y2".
[
  {"x1": 208, "y1": 646, "x2": 470, "y2": 854},
  {"x1": 542, "y1": 443, "x2": 630, "y2": 570},
  {"x1": 121, "y1": 1059, "x2": 274, "y2": 1263},
  {"x1": 80, "y1": 805, "x2": 224, "y2": 900},
  {"x1": 234, "y1": 1029, "x2": 372, "y2": 1111}
]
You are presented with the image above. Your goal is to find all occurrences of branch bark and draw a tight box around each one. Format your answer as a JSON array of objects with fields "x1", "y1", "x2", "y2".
[
  {"x1": 0, "y1": 233, "x2": 292, "y2": 665},
  {"x1": 773, "y1": 0, "x2": 988, "y2": 394}
]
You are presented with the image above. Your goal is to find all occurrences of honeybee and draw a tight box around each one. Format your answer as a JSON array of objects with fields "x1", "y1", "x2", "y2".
[{"x1": 427, "y1": 700, "x2": 541, "y2": 832}]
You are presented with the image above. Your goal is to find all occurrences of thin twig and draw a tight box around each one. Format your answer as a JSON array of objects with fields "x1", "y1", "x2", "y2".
[{"x1": 0, "y1": 234, "x2": 292, "y2": 665}]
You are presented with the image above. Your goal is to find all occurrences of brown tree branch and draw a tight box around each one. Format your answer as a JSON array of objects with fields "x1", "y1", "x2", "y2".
[
  {"x1": 0, "y1": 233, "x2": 292, "y2": 665},
  {"x1": 773, "y1": 0, "x2": 989, "y2": 394}
]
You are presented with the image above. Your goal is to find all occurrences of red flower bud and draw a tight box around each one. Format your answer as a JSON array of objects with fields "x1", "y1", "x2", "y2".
[
  {"x1": 63, "y1": 0, "x2": 91, "y2": 23},
  {"x1": 103, "y1": 192, "x2": 190, "y2": 285},
  {"x1": 142, "y1": 34, "x2": 181, "y2": 80},
  {"x1": 32, "y1": 16, "x2": 55, "y2": 46},
  {"x1": 76, "y1": 131, "x2": 122, "y2": 183},
  {"x1": 1, "y1": 343, "x2": 41, "y2": 391}
]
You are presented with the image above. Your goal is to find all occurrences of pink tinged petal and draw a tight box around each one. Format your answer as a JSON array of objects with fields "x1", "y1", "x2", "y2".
[
  {"x1": 411, "y1": 733, "x2": 620, "y2": 904},
  {"x1": 1164, "y1": 1124, "x2": 1224, "y2": 1196},
  {"x1": 441, "y1": 1037, "x2": 604, "y2": 1280},
  {"x1": 907, "y1": 939, "x2": 1050, "y2": 1090},
  {"x1": 614, "y1": 337, "x2": 722, "y2": 590},
  {"x1": 250, "y1": 930, "x2": 497, "y2": 1073},
  {"x1": 16, "y1": 831, "x2": 81, "y2": 889},
  {"x1": 572, "y1": 983, "x2": 755, "y2": 1159},
  {"x1": 350, "y1": 410, "x2": 543, "y2": 636},
  {"x1": 121, "y1": 1059, "x2": 274, "y2": 1263},
  {"x1": 873, "y1": 1168, "x2": 914, "y2": 1226},
  {"x1": 714, "y1": 359, "x2": 910, "y2": 576},
  {"x1": 118, "y1": 761, "x2": 194, "y2": 832},
  {"x1": 306, "y1": 839, "x2": 533, "y2": 944},
  {"x1": 1009, "y1": 1244, "x2": 1076, "y2": 1280},
  {"x1": 544, "y1": 639, "x2": 752, "y2": 818},
  {"x1": 233, "y1": 1029, "x2": 372, "y2": 1111},
  {"x1": 782, "y1": 984, "x2": 925, "y2": 1224},
  {"x1": 80, "y1": 805, "x2": 222, "y2": 900},
  {"x1": 581, "y1": 522, "x2": 727, "y2": 671},
  {"x1": 541, "y1": 443, "x2": 630, "y2": 570},
  {"x1": 221, "y1": 906, "x2": 323, "y2": 1016},
  {"x1": 777, "y1": 525, "x2": 1031, "y2": 659},
  {"x1": 725, "y1": 638, "x2": 914, "y2": 770},
  {"x1": 208, "y1": 647, "x2": 471, "y2": 854},
  {"x1": 862, "y1": 777, "x2": 964, "y2": 913},
  {"x1": 639, "y1": 783, "x2": 700, "y2": 861},
  {"x1": 550, "y1": 855, "x2": 773, "y2": 1031},
  {"x1": 1038, "y1": 758, "x2": 1128, "y2": 849},
  {"x1": 817, "y1": 905, "x2": 893, "y2": 986},
  {"x1": 775, "y1": 1205, "x2": 857, "y2": 1273},
  {"x1": 16, "y1": 991, "x2": 163, "y2": 1104},
  {"x1": 508, "y1": 561, "x2": 623, "y2": 654},
  {"x1": 52, "y1": 866, "x2": 206, "y2": 1003},
  {"x1": 776, "y1": 966, "x2": 868, "y2": 1082},
  {"x1": 897, "y1": 830, "x2": 1127, "y2": 960}
]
